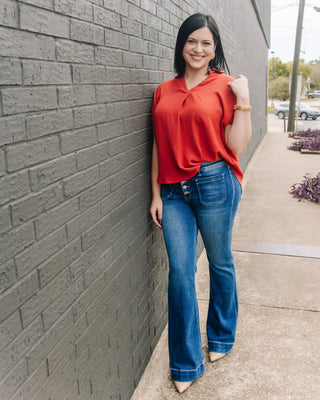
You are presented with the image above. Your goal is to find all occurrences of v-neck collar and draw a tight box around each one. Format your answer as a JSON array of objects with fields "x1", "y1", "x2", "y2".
[{"x1": 179, "y1": 69, "x2": 214, "y2": 92}]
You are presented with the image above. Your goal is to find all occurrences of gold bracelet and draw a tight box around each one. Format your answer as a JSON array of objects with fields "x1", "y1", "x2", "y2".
[{"x1": 234, "y1": 105, "x2": 251, "y2": 111}]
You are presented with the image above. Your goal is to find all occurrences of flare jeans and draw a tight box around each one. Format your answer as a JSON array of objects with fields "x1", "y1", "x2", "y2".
[{"x1": 160, "y1": 160, "x2": 241, "y2": 382}]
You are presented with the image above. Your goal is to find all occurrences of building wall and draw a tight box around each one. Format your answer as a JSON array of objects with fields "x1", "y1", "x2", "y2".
[{"x1": 0, "y1": 1, "x2": 270, "y2": 399}]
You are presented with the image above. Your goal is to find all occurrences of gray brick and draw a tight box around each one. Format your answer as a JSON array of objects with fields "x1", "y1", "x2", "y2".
[
  {"x1": 129, "y1": 36, "x2": 148, "y2": 54},
  {"x1": 66, "y1": 202, "x2": 101, "y2": 241},
  {"x1": 74, "y1": 104, "x2": 107, "y2": 129},
  {"x1": 15, "y1": 226, "x2": 67, "y2": 279},
  {"x1": 56, "y1": 39, "x2": 95, "y2": 64},
  {"x1": 20, "y1": 4, "x2": 69, "y2": 38},
  {"x1": 123, "y1": 51, "x2": 143, "y2": 68},
  {"x1": 156, "y1": 4, "x2": 170, "y2": 21},
  {"x1": 20, "y1": 269, "x2": 70, "y2": 328},
  {"x1": 141, "y1": 0, "x2": 156, "y2": 14},
  {"x1": 38, "y1": 238, "x2": 81, "y2": 287},
  {"x1": 0, "y1": 115, "x2": 26, "y2": 146},
  {"x1": 47, "y1": 313, "x2": 86, "y2": 374},
  {"x1": 143, "y1": 54, "x2": 159, "y2": 70},
  {"x1": 0, "y1": 0, "x2": 18, "y2": 28},
  {"x1": 130, "y1": 68, "x2": 149, "y2": 84},
  {"x1": 54, "y1": 0, "x2": 93, "y2": 21},
  {"x1": 104, "y1": 0, "x2": 129, "y2": 16},
  {"x1": 42, "y1": 275, "x2": 84, "y2": 331},
  {"x1": 60, "y1": 126, "x2": 97, "y2": 154},
  {"x1": 78, "y1": 177, "x2": 111, "y2": 210},
  {"x1": 0, "y1": 222, "x2": 35, "y2": 266},
  {"x1": 26, "y1": 109, "x2": 73, "y2": 139},
  {"x1": 76, "y1": 142, "x2": 109, "y2": 170},
  {"x1": 2, "y1": 87, "x2": 57, "y2": 115},
  {"x1": 10, "y1": 360, "x2": 47, "y2": 400},
  {"x1": 35, "y1": 348, "x2": 77, "y2": 400},
  {"x1": 7, "y1": 135, "x2": 60, "y2": 172},
  {"x1": 70, "y1": 19, "x2": 104, "y2": 45},
  {"x1": 0, "y1": 316, "x2": 43, "y2": 378},
  {"x1": 0, "y1": 26, "x2": 55, "y2": 60},
  {"x1": 0, "y1": 311, "x2": 21, "y2": 352},
  {"x1": 0, "y1": 57, "x2": 22, "y2": 85},
  {"x1": 97, "y1": 120, "x2": 124, "y2": 142},
  {"x1": 29, "y1": 154, "x2": 77, "y2": 191},
  {"x1": 95, "y1": 46, "x2": 123, "y2": 66},
  {"x1": 123, "y1": 113, "x2": 151, "y2": 135},
  {"x1": 128, "y1": 3, "x2": 148, "y2": 24},
  {"x1": 25, "y1": 307, "x2": 74, "y2": 374},
  {"x1": 123, "y1": 84, "x2": 145, "y2": 100},
  {"x1": 93, "y1": 5, "x2": 121, "y2": 29},
  {"x1": 96, "y1": 84, "x2": 123, "y2": 103},
  {"x1": 0, "y1": 148, "x2": 5, "y2": 177},
  {"x1": 81, "y1": 213, "x2": 111, "y2": 250},
  {"x1": 99, "y1": 154, "x2": 124, "y2": 180},
  {"x1": 105, "y1": 30, "x2": 129, "y2": 50},
  {"x1": 58, "y1": 85, "x2": 96, "y2": 108},
  {"x1": 72, "y1": 64, "x2": 106, "y2": 84},
  {"x1": 0, "y1": 205, "x2": 11, "y2": 234},
  {"x1": 0, "y1": 259, "x2": 16, "y2": 295},
  {"x1": 121, "y1": 17, "x2": 142, "y2": 36},
  {"x1": 34, "y1": 197, "x2": 79, "y2": 240},
  {"x1": 106, "y1": 101, "x2": 131, "y2": 122},
  {"x1": 0, "y1": 270, "x2": 39, "y2": 324},
  {"x1": 0, "y1": 358, "x2": 28, "y2": 400},
  {"x1": 11, "y1": 184, "x2": 63, "y2": 226},
  {"x1": 0, "y1": 171, "x2": 29, "y2": 206},
  {"x1": 18, "y1": 0, "x2": 53, "y2": 8},
  {"x1": 64, "y1": 166, "x2": 100, "y2": 198},
  {"x1": 22, "y1": 60, "x2": 71, "y2": 85}
]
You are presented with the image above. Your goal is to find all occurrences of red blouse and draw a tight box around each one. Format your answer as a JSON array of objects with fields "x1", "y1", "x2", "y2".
[{"x1": 152, "y1": 69, "x2": 243, "y2": 185}]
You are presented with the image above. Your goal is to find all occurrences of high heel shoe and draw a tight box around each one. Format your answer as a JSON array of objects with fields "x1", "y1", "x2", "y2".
[
  {"x1": 173, "y1": 380, "x2": 192, "y2": 393},
  {"x1": 209, "y1": 352, "x2": 227, "y2": 362}
]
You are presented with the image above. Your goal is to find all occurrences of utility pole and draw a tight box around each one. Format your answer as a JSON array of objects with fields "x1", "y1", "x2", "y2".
[{"x1": 288, "y1": 0, "x2": 305, "y2": 132}]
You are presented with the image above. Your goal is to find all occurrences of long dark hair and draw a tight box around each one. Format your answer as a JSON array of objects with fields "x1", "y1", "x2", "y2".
[{"x1": 174, "y1": 13, "x2": 230, "y2": 76}]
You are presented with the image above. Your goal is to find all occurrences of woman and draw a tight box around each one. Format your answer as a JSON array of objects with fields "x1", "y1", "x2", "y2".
[{"x1": 150, "y1": 13, "x2": 251, "y2": 393}]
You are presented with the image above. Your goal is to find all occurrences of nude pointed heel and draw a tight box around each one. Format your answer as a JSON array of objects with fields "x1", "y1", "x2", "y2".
[
  {"x1": 173, "y1": 380, "x2": 192, "y2": 393},
  {"x1": 209, "y1": 352, "x2": 227, "y2": 362}
]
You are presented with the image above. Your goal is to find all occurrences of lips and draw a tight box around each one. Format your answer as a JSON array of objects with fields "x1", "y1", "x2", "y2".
[{"x1": 190, "y1": 55, "x2": 204, "y2": 61}]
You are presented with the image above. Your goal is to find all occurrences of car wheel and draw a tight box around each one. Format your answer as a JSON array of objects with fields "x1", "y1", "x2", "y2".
[
  {"x1": 312, "y1": 117, "x2": 317, "y2": 120},
  {"x1": 277, "y1": 112, "x2": 285, "y2": 119},
  {"x1": 308, "y1": 95, "x2": 314, "y2": 98},
  {"x1": 300, "y1": 112, "x2": 307, "y2": 120}
]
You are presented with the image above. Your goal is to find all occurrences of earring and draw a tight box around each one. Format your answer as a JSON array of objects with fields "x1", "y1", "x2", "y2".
[{"x1": 211, "y1": 51, "x2": 215, "y2": 60}]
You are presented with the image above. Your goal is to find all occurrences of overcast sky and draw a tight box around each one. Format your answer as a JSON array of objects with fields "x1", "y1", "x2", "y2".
[{"x1": 270, "y1": 0, "x2": 320, "y2": 63}]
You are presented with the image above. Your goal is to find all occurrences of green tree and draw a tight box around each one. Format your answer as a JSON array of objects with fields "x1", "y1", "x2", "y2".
[
  {"x1": 309, "y1": 59, "x2": 320, "y2": 89},
  {"x1": 268, "y1": 57, "x2": 289, "y2": 80},
  {"x1": 286, "y1": 60, "x2": 311, "y2": 81},
  {"x1": 269, "y1": 77, "x2": 289, "y2": 101}
]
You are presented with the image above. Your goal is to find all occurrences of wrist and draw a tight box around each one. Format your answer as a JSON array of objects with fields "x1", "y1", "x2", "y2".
[{"x1": 236, "y1": 96, "x2": 250, "y2": 105}]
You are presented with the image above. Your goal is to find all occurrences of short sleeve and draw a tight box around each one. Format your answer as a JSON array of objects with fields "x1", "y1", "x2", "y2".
[{"x1": 220, "y1": 78, "x2": 237, "y2": 128}]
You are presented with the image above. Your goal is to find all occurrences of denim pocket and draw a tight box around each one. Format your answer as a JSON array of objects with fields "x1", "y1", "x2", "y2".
[
  {"x1": 160, "y1": 184, "x2": 173, "y2": 201},
  {"x1": 195, "y1": 174, "x2": 227, "y2": 206}
]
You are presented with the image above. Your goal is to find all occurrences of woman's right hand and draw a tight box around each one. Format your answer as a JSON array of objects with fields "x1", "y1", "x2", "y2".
[{"x1": 150, "y1": 196, "x2": 163, "y2": 229}]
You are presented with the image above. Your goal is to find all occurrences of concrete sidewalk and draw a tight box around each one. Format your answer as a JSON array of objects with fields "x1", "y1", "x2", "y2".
[{"x1": 131, "y1": 117, "x2": 320, "y2": 400}]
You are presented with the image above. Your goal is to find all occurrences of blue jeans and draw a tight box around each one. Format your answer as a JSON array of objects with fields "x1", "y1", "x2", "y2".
[{"x1": 160, "y1": 160, "x2": 241, "y2": 382}]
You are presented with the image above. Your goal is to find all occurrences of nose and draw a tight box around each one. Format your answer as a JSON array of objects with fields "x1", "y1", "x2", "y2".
[{"x1": 193, "y1": 42, "x2": 202, "y2": 53}]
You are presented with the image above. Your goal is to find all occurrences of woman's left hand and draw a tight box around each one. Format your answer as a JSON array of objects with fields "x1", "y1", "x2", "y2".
[{"x1": 227, "y1": 75, "x2": 250, "y2": 102}]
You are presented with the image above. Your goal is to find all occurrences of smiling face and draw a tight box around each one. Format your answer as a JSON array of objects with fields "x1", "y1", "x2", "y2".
[{"x1": 182, "y1": 26, "x2": 216, "y2": 75}]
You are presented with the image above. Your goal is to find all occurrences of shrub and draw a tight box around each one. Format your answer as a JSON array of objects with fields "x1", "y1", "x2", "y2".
[{"x1": 290, "y1": 173, "x2": 320, "y2": 203}]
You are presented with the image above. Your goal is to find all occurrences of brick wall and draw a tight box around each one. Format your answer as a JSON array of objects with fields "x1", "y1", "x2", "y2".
[{"x1": 0, "y1": 1, "x2": 270, "y2": 399}]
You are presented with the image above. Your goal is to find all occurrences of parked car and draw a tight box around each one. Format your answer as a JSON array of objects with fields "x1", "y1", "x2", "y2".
[
  {"x1": 307, "y1": 90, "x2": 320, "y2": 98},
  {"x1": 274, "y1": 102, "x2": 320, "y2": 120}
]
